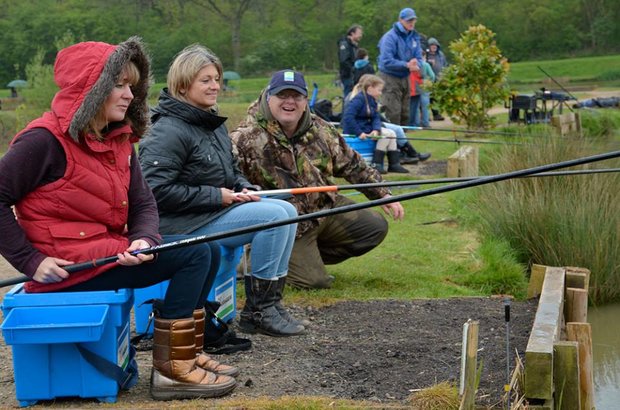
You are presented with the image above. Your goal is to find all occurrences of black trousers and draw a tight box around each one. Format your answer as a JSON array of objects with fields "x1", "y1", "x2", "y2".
[{"x1": 61, "y1": 235, "x2": 220, "y2": 319}]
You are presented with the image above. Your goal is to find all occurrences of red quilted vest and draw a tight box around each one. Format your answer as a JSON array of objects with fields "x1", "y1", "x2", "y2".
[{"x1": 15, "y1": 119, "x2": 135, "y2": 293}]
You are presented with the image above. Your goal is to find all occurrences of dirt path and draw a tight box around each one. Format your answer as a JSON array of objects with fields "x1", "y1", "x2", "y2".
[{"x1": 0, "y1": 255, "x2": 537, "y2": 409}]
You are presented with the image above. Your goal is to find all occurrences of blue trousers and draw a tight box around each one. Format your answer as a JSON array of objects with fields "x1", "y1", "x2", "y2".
[{"x1": 190, "y1": 198, "x2": 297, "y2": 280}]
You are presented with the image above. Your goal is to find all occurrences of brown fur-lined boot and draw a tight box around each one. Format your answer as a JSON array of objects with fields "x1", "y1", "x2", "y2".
[{"x1": 150, "y1": 316, "x2": 236, "y2": 400}]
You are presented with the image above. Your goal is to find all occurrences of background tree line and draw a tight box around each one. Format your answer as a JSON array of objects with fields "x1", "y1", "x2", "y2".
[{"x1": 0, "y1": 0, "x2": 618, "y2": 86}]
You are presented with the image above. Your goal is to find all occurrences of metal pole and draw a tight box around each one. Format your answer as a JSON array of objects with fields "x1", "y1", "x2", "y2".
[{"x1": 1, "y1": 150, "x2": 619, "y2": 287}]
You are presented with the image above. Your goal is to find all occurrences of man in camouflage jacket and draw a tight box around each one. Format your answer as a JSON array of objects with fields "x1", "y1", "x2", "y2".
[{"x1": 230, "y1": 69, "x2": 404, "y2": 289}]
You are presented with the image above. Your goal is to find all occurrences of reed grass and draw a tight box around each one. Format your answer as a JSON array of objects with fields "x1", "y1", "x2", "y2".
[{"x1": 472, "y1": 133, "x2": 620, "y2": 304}]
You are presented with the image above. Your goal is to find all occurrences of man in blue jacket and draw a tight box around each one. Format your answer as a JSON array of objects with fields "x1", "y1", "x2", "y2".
[{"x1": 377, "y1": 7, "x2": 423, "y2": 125}]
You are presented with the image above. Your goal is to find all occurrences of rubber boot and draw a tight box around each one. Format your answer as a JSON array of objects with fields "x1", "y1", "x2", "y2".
[
  {"x1": 239, "y1": 276, "x2": 305, "y2": 336},
  {"x1": 274, "y1": 277, "x2": 310, "y2": 327},
  {"x1": 399, "y1": 149, "x2": 419, "y2": 164},
  {"x1": 403, "y1": 142, "x2": 431, "y2": 162},
  {"x1": 150, "y1": 316, "x2": 237, "y2": 400},
  {"x1": 371, "y1": 149, "x2": 387, "y2": 174},
  {"x1": 193, "y1": 308, "x2": 240, "y2": 377},
  {"x1": 387, "y1": 151, "x2": 409, "y2": 173}
]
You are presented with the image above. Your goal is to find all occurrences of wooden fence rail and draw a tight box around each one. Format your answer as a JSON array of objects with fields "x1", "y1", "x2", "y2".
[{"x1": 524, "y1": 265, "x2": 594, "y2": 409}]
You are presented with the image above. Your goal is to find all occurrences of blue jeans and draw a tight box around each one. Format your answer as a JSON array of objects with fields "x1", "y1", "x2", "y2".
[
  {"x1": 381, "y1": 121, "x2": 408, "y2": 149},
  {"x1": 190, "y1": 198, "x2": 297, "y2": 280},
  {"x1": 409, "y1": 93, "x2": 431, "y2": 127}
]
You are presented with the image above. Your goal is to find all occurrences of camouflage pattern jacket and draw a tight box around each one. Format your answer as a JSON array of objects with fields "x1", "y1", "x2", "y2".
[{"x1": 230, "y1": 90, "x2": 390, "y2": 236}]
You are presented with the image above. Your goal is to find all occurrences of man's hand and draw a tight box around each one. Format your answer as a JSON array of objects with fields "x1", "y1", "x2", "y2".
[
  {"x1": 33, "y1": 257, "x2": 73, "y2": 284},
  {"x1": 407, "y1": 58, "x2": 420, "y2": 72},
  {"x1": 117, "y1": 239, "x2": 154, "y2": 266},
  {"x1": 380, "y1": 194, "x2": 405, "y2": 220}
]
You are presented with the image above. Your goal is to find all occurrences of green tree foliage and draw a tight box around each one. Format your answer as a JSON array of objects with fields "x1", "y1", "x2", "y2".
[
  {"x1": 0, "y1": 0, "x2": 618, "y2": 85},
  {"x1": 431, "y1": 25, "x2": 510, "y2": 129}
]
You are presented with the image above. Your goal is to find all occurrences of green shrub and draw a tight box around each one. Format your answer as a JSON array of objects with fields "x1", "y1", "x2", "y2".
[
  {"x1": 579, "y1": 109, "x2": 620, "y2": 138},
  {"x1": 472, "y1": 135, "x2": 620, "y2": 303}
]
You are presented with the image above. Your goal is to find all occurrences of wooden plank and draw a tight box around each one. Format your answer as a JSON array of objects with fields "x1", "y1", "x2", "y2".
[
  {"x1": 524, "y1": 267, "x2": 565, "y2": 400},
  {"x1": 564, "y1": 288, "x2": 588, "y2": 323},
  {"x1": 528, "y1": 400, "x2": 554, "y2": 410},
  {"x1": 527, "y1": 264, "x2": 547, "y2": 298},
  {"x1": 459, "y1": 320, "x2": 479, "y2": 410},
  {"x1": 554, "y1": 341, "x2": 581, "y2": 410},
  {"x1": 566, "y1": 323, "x2": 594, "y2": 410}
]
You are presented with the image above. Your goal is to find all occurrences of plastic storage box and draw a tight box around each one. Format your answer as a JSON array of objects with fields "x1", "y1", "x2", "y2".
[
  {"x1": 344, "y1": 136, "x2": 376, "y2": 162},
  {"x1": 1, "y1": 285, "x2": 134, "y2": 407},
  {"x1": 133, "y1": 245, "x2": 243, "y2": 334}
]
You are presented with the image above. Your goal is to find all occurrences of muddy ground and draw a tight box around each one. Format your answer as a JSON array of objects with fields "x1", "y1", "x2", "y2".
[{"x1": 0, "y1": 252, "x2": 537, "y2": 409}]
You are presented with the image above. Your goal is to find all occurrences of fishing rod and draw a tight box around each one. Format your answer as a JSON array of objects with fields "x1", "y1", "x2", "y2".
[
  {"x1": 234, "y1": 168, "x2": 620, "y2": 197},
  {"x1": 1, "y1": 150, "x2": 619, "y2": 288},
  {"x1": 332, "y1": 121, "x2": 543, "y2": 138},
  {"x1": 341, "y1": 134, "x2": 523, "y2": 146},
  {"x1": 537, "y1": 66, "x2": 579, "y2": 102}
]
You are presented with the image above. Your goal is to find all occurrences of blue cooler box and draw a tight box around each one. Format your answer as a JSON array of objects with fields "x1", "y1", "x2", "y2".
[
  {"x1": 344, "y1": 136, "x2": 376, "y2": 163},
  {"x1": 1, "y1": 285, "x2": 134, "y2": 407},
  {"x1": 134, "y1": 245, "x2": 243, "y2": 334}
]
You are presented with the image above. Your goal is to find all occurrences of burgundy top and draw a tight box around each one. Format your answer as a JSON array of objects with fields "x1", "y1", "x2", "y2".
[{"x1": 0, "y1": 128, "x2": 161, "y2": 278}]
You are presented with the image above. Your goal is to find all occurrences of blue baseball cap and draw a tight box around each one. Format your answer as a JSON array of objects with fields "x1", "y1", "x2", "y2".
[
  {"x1": 399, "y1": 8, "x2": 417, "y2": 20},
  {"x1": 268, "y1": 69, "x2": 308, "y2": 97}
]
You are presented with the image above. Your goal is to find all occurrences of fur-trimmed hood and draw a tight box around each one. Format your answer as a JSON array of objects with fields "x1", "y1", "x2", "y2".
[{"x1": 50, "y1": 36, "x2": 151, "y2": 142}]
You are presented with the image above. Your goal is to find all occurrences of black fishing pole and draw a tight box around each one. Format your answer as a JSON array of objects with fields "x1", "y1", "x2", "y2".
[
  {"x1": 337, "y1": 167, "x2": 620, "y2": 190},
  {"x1": 341, "y1": 133, "x2": 524, "y2": 146},
  {"x1": 537, "y1": 66, "x2": 579, "y2": 102},
  {"x1": 333, "y1": 121, "x2": 544, "y2": 138},
  {"x1": 1, "y1": 150, "x2": 619, "y2": 287}
]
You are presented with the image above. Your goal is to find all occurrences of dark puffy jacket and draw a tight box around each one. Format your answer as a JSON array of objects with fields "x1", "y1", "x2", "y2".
[
  {"x1": 341, "y1": 91, "x2": 382, "y2": 136},
  {"x1": 139, "y1": 89, "x2": 254, "y2": 234}
]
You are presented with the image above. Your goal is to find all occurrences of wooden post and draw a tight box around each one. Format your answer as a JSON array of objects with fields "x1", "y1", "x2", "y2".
[
  {"x1": 525, "y1": 267, "x2": 565, "y2": 400},
  {"x1": 566, "y1": 323, "x2": 594, "y2": 410},
  {"x1": 564, "y1": 288, "x2": 588, "y2": 323},
  {"x1": 565, "y1": 267, "x2": 590, "y2": 291},
  {"x1": 459, "y1": 319, "x2": 479, "y2": 410},
  {"x1": 527, "y1": 264, "x2": 548, "y2": 298},
  {"x1": 551, "y1": 112, "x2": 582, "y2": 137},
  {"x1": 447, "y1": 146, "x2": 478, "y2": 178},
  {"x1": 554, "y1": 341, "x2": 581, "y2": 410}
]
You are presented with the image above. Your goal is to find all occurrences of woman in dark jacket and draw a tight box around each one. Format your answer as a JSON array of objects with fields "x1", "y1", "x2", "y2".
[{"x1": 139, "y1": 44, "x2": 305, "y2": 337}]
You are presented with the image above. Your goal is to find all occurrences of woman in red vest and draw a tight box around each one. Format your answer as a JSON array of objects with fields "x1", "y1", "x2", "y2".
[{"x1": 0, "y1": 38, "x2": 237, "y2": 401}]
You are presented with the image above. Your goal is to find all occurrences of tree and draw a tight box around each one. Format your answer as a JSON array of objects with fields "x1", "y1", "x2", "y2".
[
  {"x1": 192, "y1": 0, "x2": 256, "y2": 72},
  {"x1": 431, "y1": 25, "x2": 510, "y2": 130}
]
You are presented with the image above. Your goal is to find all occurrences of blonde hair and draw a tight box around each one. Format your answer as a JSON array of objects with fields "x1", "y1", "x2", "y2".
[
  {"x1": 86, "y1": 61, "x2": 140, "y2": 139},
  {"x1": 167, "y1": 44, "x2": 223, "y2": 102},
  {"x1": 350, "y1": 74, "x2": 384, "y2": 98}
]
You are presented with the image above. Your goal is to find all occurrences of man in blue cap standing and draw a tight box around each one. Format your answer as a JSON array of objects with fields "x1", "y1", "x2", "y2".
[{"x1": 377, "y1": 7, "x2": 423, "y2": 126}]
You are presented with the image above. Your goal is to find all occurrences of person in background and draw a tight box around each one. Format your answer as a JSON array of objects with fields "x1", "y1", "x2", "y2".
[
  {"x1": 352, "y1": 48, "x2": 375, "y2": 87},
  {"x1": 377, "y1": 7, "x2": 423, "y2": 125},
  {"x1": 231, "y1": 69, "x2": 405, "y2": 289},
  {"x1": 409, "y1": 49, "x2": 436, "y2": 128},
  {"x1": 426, "y1": 37, "x2": 448, "y2": 121},
  {"x1": 338, "y1": 24, "x2": 363, "y2": 98},
  {"x1": 342, "y1": 74, "x2": 409, "y2": 174},
  {"x1": 0, "y1": 38, "x2": 238, "y2": 401},
  {"x1": 139, "y1": 45, "x2": 305, "y2": 338}
]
